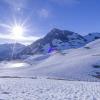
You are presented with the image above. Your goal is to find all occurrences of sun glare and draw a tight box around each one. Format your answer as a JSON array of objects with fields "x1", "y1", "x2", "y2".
[{"x1": 11, "y1": 25, "x2": 24, "y2": 40}]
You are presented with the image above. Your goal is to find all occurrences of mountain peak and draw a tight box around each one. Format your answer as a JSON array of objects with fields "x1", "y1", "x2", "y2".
[
  {"x1": 50, "y1": 28, "x2": 74, "y2": 34},
  {"x1": 48, "y1": 28, "x2": 62, "y2": 36},
  {"x1": 51, "y1": 28, "x2": 61, "y2": 32},
  {"x1": 18, "y1": 28, "x2": 87, "y2": 56},
  {"x1": 47, "y1": 28, "x2": 76, "y2": 38}
]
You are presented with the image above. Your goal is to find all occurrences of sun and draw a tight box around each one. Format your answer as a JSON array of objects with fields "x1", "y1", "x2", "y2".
[{"x1": 11, "y1": 25, "x2": 24, "y2": 40}]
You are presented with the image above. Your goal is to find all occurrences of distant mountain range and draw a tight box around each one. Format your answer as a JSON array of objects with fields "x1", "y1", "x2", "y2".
[
  {"x1": 0, "y1": 28, "x2": 100, "y2": 60},
  {"x1": 0, "y1": 43, "x2": 25, "y2": 60}
]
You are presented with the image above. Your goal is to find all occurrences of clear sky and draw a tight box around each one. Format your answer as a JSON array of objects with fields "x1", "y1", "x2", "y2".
[{"x1": 0, "y1": 0, "x2": 100, "y2": 45}]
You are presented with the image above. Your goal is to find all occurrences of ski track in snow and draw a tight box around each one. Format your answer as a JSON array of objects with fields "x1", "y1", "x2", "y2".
[{"x1": 0, "y1": 78, "x2": 100, "y2": 100}]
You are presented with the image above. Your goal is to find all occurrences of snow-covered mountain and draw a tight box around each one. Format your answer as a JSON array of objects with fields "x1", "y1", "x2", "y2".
[
  {"x1": 0, "y1": 43, "x2": 25, "y2": 61},
  {"x1": 18, "y1": 28, "x2": 87, "y2": 57},
  {"x1": 84, "y1": 32, "x2": 100, "y2": 42}
]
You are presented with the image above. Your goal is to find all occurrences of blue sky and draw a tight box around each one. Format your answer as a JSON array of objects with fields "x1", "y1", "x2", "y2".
[{"x1": 0, "y1": 0, "x2": 100, "y2": 44}]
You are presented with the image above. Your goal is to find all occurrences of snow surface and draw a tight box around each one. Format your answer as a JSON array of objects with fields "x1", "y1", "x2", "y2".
[
  {"x1": 21, "y1": 39, "x2": 100, "y2": 81},
  {"x1": 0, "y1": 40, "x2": 100, "y2": 99},
  {"x1": 0, "y1": 39, "x2": 100, "y2": 82},
  {"x1": 0, "y1": 78, "x2": 100, "y2": 100}
]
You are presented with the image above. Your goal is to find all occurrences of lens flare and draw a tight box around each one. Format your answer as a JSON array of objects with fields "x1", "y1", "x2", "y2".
[{"x1": 11, "y1": 25, "x2": 24, "y2": 40}]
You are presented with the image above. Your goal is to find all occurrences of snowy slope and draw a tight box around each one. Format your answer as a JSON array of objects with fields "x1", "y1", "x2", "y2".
[
  {"x1": 23, "y1": 39, "x2": 100, "y2": 81},
  {"x1": 85, "y1": 39, "x2": 100, "y2": 49},
  {"x1": 0, "y1": 39, "x2": 100, "y2": 81}
]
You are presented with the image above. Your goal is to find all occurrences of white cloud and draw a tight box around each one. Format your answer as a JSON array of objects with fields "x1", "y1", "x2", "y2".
[
  {"x1": 38, "y1": 8, "x2": 50, "y2": 18},
  {"x1": 0, "y1": 34, "x2": 40, "y2": 45}
]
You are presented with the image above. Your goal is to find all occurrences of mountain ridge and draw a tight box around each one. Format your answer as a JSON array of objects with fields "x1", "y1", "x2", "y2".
[{"x1": 18, "y1": 28, "x2": 100, "y2": 57}]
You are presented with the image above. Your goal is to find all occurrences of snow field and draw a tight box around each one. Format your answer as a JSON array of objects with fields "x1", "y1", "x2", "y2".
[{"x1": 0, "y1": 78, "x2": 100, "y2": 100}]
